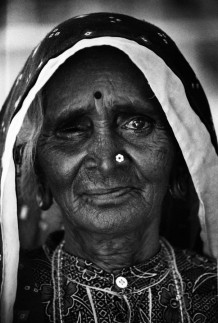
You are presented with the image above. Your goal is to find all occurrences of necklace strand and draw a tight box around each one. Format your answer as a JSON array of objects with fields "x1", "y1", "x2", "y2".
[
  {"x1": 161, "y1": 239, "x2": 191, "y2": 323},
  {"x1": 52, "y1": 240, "x2": 65, "y2": 323},
  {"x1": 52, "y1": 239, "x2": 189, "y2": 323},
  {"x1": 57, "y1": 242, "x2": 64, "y2": 323}
]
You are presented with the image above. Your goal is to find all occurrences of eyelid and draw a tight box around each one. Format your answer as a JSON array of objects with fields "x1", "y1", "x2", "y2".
[
  {"x1": 56, "y1": 116, "x2": 92, "y2": 130},
  {"x1": 54, "y1": 109, "x2": 88, "y2": 125},
  {"x1": 120, "y1": 115, "x2": 154, "y2": 127}
]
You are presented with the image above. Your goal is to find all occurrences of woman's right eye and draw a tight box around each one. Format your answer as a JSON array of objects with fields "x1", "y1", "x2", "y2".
[{"x1": 56, "y1": 118, "x2": 92, "y2": 138}]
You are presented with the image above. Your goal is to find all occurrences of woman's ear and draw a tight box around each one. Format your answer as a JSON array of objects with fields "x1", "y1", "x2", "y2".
[
  {"x1": 169, "y1": 148, "x2": 189, "y2": 200},
  {"x1": 36, "y1": 182, "x2": 53, "y2": 210},
  {"x1": 34, "y1": 152, "x2": 53, "y2": 210},
  {"x1": 169, "y1": 169, "x2": 188, "y2": 200}
]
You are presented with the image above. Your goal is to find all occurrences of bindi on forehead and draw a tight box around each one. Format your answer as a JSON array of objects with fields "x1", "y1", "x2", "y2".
[
  {"x1": 93, "y1": 91, "x2": 104, "y2": 113},
  {"x1": 94, "y1": 91, "x2": 102, "y2": 99}
]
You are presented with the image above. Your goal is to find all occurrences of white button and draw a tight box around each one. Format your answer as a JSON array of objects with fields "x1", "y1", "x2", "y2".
[{"x1": 116, "y1": 276, "x2": 128, "y2": 288}]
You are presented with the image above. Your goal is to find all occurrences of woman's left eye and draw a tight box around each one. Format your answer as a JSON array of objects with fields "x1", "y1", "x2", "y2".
[{"x1": 121, "y1": 116, "x2": 154, "y2": 133}]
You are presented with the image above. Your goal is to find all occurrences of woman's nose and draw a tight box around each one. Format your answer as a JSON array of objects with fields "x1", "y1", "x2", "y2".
[
  {"x1": 84, "y1": 133, "x2": 129, "y2": 174},
  {"x1": 85, "y1": 152, "x2": 129, "y2": 174}
]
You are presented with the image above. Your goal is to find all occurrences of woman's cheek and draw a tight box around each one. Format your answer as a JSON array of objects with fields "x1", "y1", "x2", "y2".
[
  {"x1": 39, "y1": 149, "x2": 81, "y2": 188},
  {"x1": 138, "y1": 144, "x2": 174, "y2": 182}
]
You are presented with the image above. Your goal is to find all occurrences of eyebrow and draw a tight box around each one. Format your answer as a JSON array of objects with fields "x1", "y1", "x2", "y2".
[
  {"x1": 111, "y1": 103, "x2": 158, "y2": 115},
  {"x1": 53, "y1": 106, "x2": 94, "y2": 125},
  {"x1": 53, "y1": 100, "x2": 161, "y2": 125}
]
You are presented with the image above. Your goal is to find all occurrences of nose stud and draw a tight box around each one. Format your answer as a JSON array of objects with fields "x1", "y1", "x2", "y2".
[{"x1": 116, "y1": 154, "x2": 124, "y2": 163}]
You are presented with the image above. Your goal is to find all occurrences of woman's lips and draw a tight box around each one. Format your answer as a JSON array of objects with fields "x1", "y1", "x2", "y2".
[{"x1": 81, "y1": 187, "x2": 133, "y2": 206}]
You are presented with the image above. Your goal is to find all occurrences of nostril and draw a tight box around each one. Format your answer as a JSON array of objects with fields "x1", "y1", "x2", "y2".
[
  {"x1": 84, "y1": 156, "x2": 98, "y2": 169},
  {"x1": 94, "y1": 91, "x2": 102, "y2": 99}
]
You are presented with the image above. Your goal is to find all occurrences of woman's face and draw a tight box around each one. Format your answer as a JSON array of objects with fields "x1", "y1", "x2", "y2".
[{"x1": 37, "y1": 48, "x2": 175, "y2": 235}]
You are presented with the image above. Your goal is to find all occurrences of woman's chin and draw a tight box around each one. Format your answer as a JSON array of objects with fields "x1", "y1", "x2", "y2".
[{"x1": 67, "y1": 194, "x2": 151, "y2": 234}]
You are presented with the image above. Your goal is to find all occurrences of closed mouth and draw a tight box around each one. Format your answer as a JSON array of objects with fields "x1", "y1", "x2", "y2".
[
  {"x1": 81, "y1": 187, "x2": 133, "y2": 205},
  {"x1": 84, "y1": 187, "x2": 132, "y2": 195}
]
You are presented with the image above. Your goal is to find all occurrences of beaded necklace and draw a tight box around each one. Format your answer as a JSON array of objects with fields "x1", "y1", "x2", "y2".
[
  {"x1": 51, "y1": 239, "x2": 190, "y2": 323},
  {"x1": 52, "y1": 240, "x2": 65, "y2": 323}
]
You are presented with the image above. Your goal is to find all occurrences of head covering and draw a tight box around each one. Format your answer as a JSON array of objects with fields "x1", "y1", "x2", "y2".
[{"x1": 1, "y1": 12, "x2": 218, "y2": 322}]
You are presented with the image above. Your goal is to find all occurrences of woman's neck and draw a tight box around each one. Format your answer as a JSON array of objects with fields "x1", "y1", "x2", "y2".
[{"x1": 63, "y1": 223, "x2": 160, "y2": 273}]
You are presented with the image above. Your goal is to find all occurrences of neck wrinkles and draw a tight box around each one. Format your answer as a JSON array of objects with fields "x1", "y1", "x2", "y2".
[{"x1": 50, "y1": 237, "x2": 170, "y2": 293}]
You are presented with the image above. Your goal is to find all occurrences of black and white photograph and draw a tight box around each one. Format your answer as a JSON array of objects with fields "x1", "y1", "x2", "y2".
[{"x1": 0, "y1": 1, "x2": 218, "y2": 322}]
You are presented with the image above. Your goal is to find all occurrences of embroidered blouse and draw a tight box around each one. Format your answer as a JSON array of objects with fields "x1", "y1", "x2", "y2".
[{"x1": 12, "y1": 232, "x2": 218, "y2": 323}]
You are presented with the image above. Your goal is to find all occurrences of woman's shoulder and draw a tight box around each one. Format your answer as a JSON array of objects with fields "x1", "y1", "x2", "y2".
[
  {"x1": 19, "y1": 246, "x2": 50, "y2": 268},
  {"x1": 174, "y1": 247, "x2": 218, "y2": 319},
  {"x1": 174, "y1": 247, "x2": 217, "y2": 297},
  {"x1": 174, "y1": 247, "x2": 217, "y2": 272},
  {"x1": 17, "y1": 246, "x2": 51, "y2": 292},
  {"x1": 18, "y1": 230, "x2": 64, "y2": 270},
  {"x1": 0, "y1": 246, "x2": 50, "y2": 287},
  {"x1": 13, "y1": 246, "x2": 52, "y2": 322}
]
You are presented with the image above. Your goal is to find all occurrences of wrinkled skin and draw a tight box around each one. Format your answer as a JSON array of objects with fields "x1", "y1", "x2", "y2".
[{"x1": 37, "y1": 47, "x2": 175, "y2": 272}]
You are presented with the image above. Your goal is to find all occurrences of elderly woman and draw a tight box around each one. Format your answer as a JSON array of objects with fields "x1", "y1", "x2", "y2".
[{"x1": 0, "y1": 13, "x2": 218, "y2": 323}]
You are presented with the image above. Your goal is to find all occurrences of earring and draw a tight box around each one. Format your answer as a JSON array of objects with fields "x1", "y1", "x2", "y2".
[
  {"x1": 169, "y1": 177, "x2": 188, "y2": 200},
  {"x1": 36, "y1": 184, "x2": 53, "y2": 210},
  {"x1": 14, "y1": 144, "x2": 25, "y2": 177}
]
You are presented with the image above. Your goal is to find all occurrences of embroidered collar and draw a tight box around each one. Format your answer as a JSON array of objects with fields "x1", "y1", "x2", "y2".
[{"x1": 45, "y1": 234, "x2": 170, "y2": 294}]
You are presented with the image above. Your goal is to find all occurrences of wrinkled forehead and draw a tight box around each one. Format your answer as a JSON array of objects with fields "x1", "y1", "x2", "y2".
[
  {"x1": 44, "y1": 45, "x2": 145, "y2": 88},
  {"x1": 51, "y1": 45, "x2": 137, "y2": 69},
  {"x1": 46, "y1": 45, "x2": 146, "y2": 82},
  {"x1": 43, "y1": 46, "x2": 156, "y2": 110}
]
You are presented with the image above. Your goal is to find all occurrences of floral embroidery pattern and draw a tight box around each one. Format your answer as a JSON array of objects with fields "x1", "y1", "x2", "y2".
[
  {"x1": 193, "y1": 272, "x2": 217, "y2": 292},
  {"x1": 61, "y1": 280, "x2": 78, "y2": 316},
  {"x1": 41, "y1": 283, "x2": 53, "y2": 320},
  {"x1": 193, "y1": 313, "x2": 206, "y2": 323},
  {"x1": 75, "y1": 258, "x2": 102, "y2": 281},
  {"x1": 41, "y1": 279, "x2": 78, "y2": 320},
  {"x1": 14, "y1": 237, "x2": 217, "y2": 322},
  {"x1": 159, "y1": 284, "x2": 191, "y2": 323}
]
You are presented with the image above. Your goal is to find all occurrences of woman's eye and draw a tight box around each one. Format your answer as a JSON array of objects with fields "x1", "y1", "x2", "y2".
[
  {"x1": 61, "y1": 125, "x2": 86, "y2": 132},
  {"x1": 56, "y1": 119, "x2": 91, "y2": 138},
  {"x1": 121, "y1": 116, "x2": 154, "y2": 133}
]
